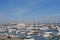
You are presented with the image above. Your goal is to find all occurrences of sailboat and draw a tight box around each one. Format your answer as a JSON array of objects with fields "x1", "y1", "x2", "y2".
[
  {"x1": 33, "y1": 16, "x2": 41, "y2": 36},
  {"x1": 24, "y1": 18, "x2": 35, "y2": 40}
]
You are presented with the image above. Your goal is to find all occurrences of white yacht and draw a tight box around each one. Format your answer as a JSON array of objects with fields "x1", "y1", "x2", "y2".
[
  {"x1": 42, "y1": 32, "x2": 52, "y2": 38},
  {"x1": 24, "y1": 38, "x2": 35, "y2": 40}
]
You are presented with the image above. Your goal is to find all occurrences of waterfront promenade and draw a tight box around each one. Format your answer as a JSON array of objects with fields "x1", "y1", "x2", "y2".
[{"x1": 0, "y1": 34, "x2": 24, "y2": 40}]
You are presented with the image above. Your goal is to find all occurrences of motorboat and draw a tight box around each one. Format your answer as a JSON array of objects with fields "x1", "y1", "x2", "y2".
[{"x1": 24, "y1": 38, "x2": 35, "y2": 40}]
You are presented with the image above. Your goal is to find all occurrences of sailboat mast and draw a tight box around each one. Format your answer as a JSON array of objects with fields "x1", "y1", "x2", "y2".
[{"x1": 36, "y1": 16, "x2": 37, "y2": 30}]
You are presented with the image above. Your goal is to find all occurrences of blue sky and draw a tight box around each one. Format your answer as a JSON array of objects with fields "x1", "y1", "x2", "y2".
[{"x1": 0, "y1": 0, "x2": 60, "y2": 23}]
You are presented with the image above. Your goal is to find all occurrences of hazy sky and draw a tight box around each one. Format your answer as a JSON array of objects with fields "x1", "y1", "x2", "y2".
[{"x1": 0, "y1": 0, "x2": 60, "y2": 23}]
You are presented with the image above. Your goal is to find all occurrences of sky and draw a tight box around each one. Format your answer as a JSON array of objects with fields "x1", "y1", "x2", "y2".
[{"x1": 0, "y1": 0, "x2": 60, "y2": 23}]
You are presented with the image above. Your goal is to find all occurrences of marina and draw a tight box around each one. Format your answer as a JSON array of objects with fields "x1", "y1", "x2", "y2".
[
  {"x1": 0, "y1": 0, "x2": 60, "y2": 40},
  {"x1": 0, "y1": 22, "x2": 60, "y2": 40}
]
